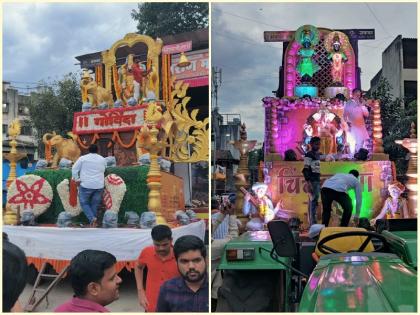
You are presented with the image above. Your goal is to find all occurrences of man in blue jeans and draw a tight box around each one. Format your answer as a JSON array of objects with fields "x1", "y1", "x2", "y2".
[
  {"x1": 302, "y1": 137, "x2": 321, "y2": 226},
  {"x1": 72, "y1": 144, "x2": 107, "y2": 227}
]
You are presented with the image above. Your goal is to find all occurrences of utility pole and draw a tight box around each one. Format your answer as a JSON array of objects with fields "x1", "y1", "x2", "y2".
[{"x1": 211, "y1": 67, "x2": 222, "y2": 197}]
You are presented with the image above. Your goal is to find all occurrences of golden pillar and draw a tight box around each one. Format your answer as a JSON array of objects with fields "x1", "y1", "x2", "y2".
[
  {"x1": 395, "y1": 122, "x2": 417, "y2": 217},
  {"x1": 4, "y1": 120, "x2": 26, "y2": 225},
  {"x1": 4, "y1": 120, "x2": 27, "y2": 188},
  {"x1": 371, "y1": 99, "x2": 388, "y2": 160},
  {"x1": 232, "y1": 124, "x2": 257, "y2": 218},
  {"x1": 138, "y1": 103, "x2": 166, "y2": 224}
]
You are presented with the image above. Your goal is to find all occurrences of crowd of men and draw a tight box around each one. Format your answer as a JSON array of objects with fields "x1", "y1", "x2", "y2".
[{"x1": 3, "y1": 226, "x2": 208, "y2": 313}]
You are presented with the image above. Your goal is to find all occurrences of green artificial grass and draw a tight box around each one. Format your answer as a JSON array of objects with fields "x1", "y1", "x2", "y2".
[{"x1": 28, "y1": 165, "x2": 150, "y2": 224}]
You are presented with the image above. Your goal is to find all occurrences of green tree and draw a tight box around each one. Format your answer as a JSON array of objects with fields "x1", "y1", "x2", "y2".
[
  {"x1": 26, "y1": 73, "x2": 82, "y2": 157},
  {"x1": 370, "y1": 78, "x2": 417, "y2": 179},
  {"x1": 131, "y1": 3, "x2": 208, "y2": 38}
]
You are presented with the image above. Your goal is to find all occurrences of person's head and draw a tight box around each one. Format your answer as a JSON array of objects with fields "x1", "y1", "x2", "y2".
[
  {"x1": 310, "y1": 137, "x2": 321, "y2": 152},
  {"x1": 388, "y1": 181, "x2": 405, "y2": 199},
  {"x1": 352, "y1": 88, "x2": 362, "y2": 100},
  {"x1": 349, "y1": 169, "x2": 359, "y2": 178},
  {"x1": 354, "y1": 148, "x2": 369, "y2": 161},
  {"x1": 174, "y1": 235, "x2": 207, "y2": 284},
  {"x1": 357, "y1": 217, "x2": 375, "y2": 231},
  {"x1": 69, "y1": 250, "x2": 121, "y2": 307},
  {"x1": 302, "y1": 94, "x2": 312, "y2": 101},
  {"x1": 252, "y1": 182, "x2": 268, "y2": 199},
  {"x1": 284, "y1": 149, "x2": 298, "y2": 161},
  {"x1": 228, "y1": 193, "x2": 236, "y2": 205},
  {"x1": 3, "y1": 239, "x2": 28, "y2": 312},
  {"x1": 335, "y1": 93, "x2": 346, "y2": 102},
  {"x1": 88, "y1": 144, "x2": 98, "y2": 154},
  {"x1": 151, "y1": 225, "x2": 172, "y2": 257},
  {"x1": 211, "y1": 197, "x2": 220, "y2": 210}
]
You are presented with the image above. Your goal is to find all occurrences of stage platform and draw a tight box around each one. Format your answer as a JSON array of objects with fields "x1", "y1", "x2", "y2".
[{"x1": 4, "y1": 220, "x2": 205, "y2": 273}]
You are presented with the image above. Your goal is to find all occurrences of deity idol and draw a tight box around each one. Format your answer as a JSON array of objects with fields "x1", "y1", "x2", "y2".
[
  {"x1": 325, "y1": 31, "x2": 349, "y2": 86},
  {"x1": 296, "y1": 26, "x2": 320, "y2": 82},
  {"x1": 242, "y1": 182, "x2": 275, "y2": 231},
  {"x1": 371, "y1": 181, "x2": 409, "y2": 224},
  {"x1": 119, "y1": 54, "x2": 151, "y2": 104}
]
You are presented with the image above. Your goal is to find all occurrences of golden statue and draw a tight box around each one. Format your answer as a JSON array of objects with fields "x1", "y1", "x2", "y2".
[
  {"x1": 43, "y1": 132, "x2": 81, "y2": 167},
  {"x1": 80, "y1": 69, "x2": 114, "y2": 109},
  {"x1": 146, "y1": 62, "x2": 159, "y2": 98}
]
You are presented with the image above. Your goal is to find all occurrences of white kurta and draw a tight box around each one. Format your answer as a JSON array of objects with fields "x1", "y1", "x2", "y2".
[{"x1": 343, "y1": 99, "x2": 369, "y2": 154}]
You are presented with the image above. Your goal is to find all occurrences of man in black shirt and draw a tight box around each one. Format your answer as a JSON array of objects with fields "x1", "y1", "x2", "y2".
[{"x1": 302, "y1": 137, "x2": 321, "y2": 226}]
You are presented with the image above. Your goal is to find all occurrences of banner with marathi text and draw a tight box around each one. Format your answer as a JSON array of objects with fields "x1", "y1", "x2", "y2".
[
  {"x1": 264, "y1": 160, "x2": 394, "y2": 221},
  {"x1": 72, "y1": 106, "x2": 146, "y2": 135}
]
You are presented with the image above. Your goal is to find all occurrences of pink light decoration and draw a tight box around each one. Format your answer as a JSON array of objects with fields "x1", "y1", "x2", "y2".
[{"x1": 284, "y1": 41, "x2": 300, "y2": 97}]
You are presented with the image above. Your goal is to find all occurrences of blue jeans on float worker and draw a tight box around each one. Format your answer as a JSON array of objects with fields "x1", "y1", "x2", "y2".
[
  {"x1": 308, "y1": 181, "x2": 320, "y2": 226},
  {"x1": 78, "y1": 186, "x2": 103, "y2": 223}
]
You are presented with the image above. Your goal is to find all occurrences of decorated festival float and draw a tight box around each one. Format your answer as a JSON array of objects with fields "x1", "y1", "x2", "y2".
[
  {"x1": 3, "y1": 33, "x2": 209, "y2": 310},
  {"x1": 232, "y1": 25, "x2": 417, "y2": 228},
  {"x1": 214, "y1": 25, "x2": 417, "y2": 313}
]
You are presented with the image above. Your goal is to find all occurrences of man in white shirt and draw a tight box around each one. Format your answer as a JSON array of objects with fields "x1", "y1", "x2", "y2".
[
  {"x1": 321, "y1": 169, "x2": 362, "y2": 227},
  {"x1": 343, "y1": 88, "x2": 370, "y2": 155},
  {"x1": 72, "y1": 144, "x2": 107, "y2": 227}
]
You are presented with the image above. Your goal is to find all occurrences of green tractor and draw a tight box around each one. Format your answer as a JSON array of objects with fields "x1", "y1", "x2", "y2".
[{"x1": 214, "y1": 219, "x2": 417, "y2": 312}]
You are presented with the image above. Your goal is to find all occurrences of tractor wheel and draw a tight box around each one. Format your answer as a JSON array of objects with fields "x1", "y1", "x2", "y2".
[{"x1": 216, "y1": 270, "x2": 281, "y2": 312}]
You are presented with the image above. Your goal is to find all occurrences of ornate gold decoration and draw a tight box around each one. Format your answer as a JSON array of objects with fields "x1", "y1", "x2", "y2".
[
  {"x1": 101, "y1": 33, "x2": 162, "y2": 99},
  {"x1": 395, "y1": 122, "x2": 417, "y2": 217},
  {"x1": 4, "y1": 119, "x2": 27, "y2": 188},
  {"x1": 162, "y1": 79, "x2": 209, "y2": 163},
  {"x1": 136, "y1": 79, "x2": 208, "y2": 222}
]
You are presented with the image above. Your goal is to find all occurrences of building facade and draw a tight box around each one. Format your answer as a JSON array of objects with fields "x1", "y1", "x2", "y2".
[
  {"x1": 212, "y1": 110, "x2": 241, "y2": 194},
  {"x1": 2, "y1": 81, "x2": 38, "y2": 161},
  {"x1": 370, "y1": 36, "x2": 417, "y2": 103}
]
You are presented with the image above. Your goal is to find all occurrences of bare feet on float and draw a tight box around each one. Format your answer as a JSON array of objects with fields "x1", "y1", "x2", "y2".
[{"x1": 90, "y1": 217, "x2": 97, "y2": 228}]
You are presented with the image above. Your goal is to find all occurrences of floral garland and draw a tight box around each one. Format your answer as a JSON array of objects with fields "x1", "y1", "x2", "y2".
[
  {"x1": 77, "y1": 130, "x2": 139, "y2": 150},
  {"x1": 104, "y1": 174, "x2": 127, "y2": 213},
  {"x1": 7, "y1": 175, "x2": 53, "y2": 217},
  {"x1": 57, "y1": 179, "x2": 82, "y2": 217}
]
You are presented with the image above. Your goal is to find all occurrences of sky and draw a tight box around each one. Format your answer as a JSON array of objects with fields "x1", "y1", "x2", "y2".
[
  {"x1": 212, "y1": 2, "x2": 417, "y2": 142},
  {"x1": 3, "y1": 3, "x2": 138, "y2": 92}
]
